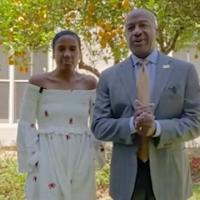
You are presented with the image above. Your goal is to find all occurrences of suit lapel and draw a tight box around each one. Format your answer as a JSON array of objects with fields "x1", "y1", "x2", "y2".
[
  {"x1": 152, "y1": 53, "x2": 173, "y2": 110},
  {"x1": 117, "y1": 56, "x2": 136, "y2": 109},
  {"x1": 116, "y1": 53, "x2": 173, "y2": 110}
]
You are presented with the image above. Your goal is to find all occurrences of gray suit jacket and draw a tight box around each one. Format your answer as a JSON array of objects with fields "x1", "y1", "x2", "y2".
[{"x1": 91, "y1": 52, "x2": 200, "y2": 200}]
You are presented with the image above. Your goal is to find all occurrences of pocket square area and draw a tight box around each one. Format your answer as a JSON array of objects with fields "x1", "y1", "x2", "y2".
[{"x1": 168, "y1": 86, "x2": 177, "y2": 94}]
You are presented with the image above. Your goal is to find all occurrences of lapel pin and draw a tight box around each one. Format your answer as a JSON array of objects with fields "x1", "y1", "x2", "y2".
[{"x1": 162, "y1": 64, "x2": 170, "y2": 69}]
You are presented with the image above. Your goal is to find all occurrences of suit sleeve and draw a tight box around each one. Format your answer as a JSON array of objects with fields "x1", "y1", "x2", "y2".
[
  {"x1": 17, "y1": 84, "x2": 40, "y2": 173},
  {"x1": 155, "y1": 64, "x2": 200, "y2": 148},
  {"x1": 91, "y1": 71, "x2": 134, "y2": 145}
]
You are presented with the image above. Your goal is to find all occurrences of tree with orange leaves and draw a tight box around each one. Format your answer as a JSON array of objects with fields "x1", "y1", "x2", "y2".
[{"x1": 0, "y1": 0, "x2": 200, "y2": 77}]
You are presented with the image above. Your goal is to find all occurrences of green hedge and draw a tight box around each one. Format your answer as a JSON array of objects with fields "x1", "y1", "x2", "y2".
[
  {"x1": 0, "y1": 156, "x2": 200, "y2": 200},
  {"x1": 0, "y1": 156, "x2": 25, "y2": 200},
  {"x1": 96, "y1": 163, "x2": 110, "y2": 187},
  {"x1": 0, "y1": 156, "x2": 109, "y2": 200}
]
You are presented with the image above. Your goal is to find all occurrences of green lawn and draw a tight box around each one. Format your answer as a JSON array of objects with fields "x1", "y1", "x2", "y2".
[
  {"x1": 0, "y1": 153, "x2": 200, "y2": 200},
  {"x1": 190, "y1": 184, "x2": 200, "y2": 200}
]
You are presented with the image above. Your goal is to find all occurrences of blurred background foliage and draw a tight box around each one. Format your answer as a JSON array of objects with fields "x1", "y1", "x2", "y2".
[{"x1": 0, "y1": 0, "x2": 200, "y2": 76}]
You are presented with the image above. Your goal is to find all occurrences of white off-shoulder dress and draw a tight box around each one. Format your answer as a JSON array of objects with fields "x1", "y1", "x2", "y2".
[{"x1": 17, "y1": 84, "x2": 104, "y2": 200}]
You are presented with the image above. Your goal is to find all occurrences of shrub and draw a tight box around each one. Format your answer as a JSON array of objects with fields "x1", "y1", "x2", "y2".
[
  {"x1": 1, "y1": 149, "x2": 199, "y2": 200},
  {"x1": 96, "y1": 163, "x2": 110, "y2": 188},
  {"x1": 0, "y1": 154, "x2": 25, "y2": 200}
]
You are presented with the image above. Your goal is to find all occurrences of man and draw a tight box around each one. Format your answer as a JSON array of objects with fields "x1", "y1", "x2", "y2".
[{"x1": 91, "y1": 8, "x2": 200, "y2": 200}]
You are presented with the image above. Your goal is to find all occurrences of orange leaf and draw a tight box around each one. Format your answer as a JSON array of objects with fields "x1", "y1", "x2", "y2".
[{"x1": 122, "y1": 0, "x2": 130, "y2": 9}]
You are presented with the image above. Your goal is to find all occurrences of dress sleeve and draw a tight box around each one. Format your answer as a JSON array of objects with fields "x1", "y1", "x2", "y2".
[
  {"x1": 89, "y1": 91, "x2": 106, "y2": 170},
  {"x1": 17, "y1": 84, "x2": 40, "y2": 173}
]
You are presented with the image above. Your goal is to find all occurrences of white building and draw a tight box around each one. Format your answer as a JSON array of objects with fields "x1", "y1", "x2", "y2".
[
  {"x1": 0, "y1": 46, "x2": 200, "y2": 146},
  {"x1": 0, "y1": 47, "x2": 51, "y2": 145}
]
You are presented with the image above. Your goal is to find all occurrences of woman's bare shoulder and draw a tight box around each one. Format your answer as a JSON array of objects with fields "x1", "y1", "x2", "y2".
[
  {"x1": 80, "y1": 74, "x2": 98, "y2": 89},
  {"x1": 29, "y1": 73, "x2": 49, "y2": 88}
]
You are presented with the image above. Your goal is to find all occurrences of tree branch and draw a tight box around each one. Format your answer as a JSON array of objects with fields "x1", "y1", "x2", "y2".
[
  {"x1": 157, "y1": 26, "x2": 165, "y2": 53},
  {"x1": 165, "y1": 27, "x2": 183, "y2": 54}
]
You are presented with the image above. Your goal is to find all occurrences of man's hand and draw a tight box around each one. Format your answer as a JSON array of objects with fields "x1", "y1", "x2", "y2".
[{"x1": 134, "y1": 100, "x2": 156, "y2": 137}]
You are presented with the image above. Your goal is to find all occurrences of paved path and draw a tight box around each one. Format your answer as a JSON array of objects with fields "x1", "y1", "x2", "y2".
[{"x1": 0, "y1": 124, "x2": 17, "y2": 146}]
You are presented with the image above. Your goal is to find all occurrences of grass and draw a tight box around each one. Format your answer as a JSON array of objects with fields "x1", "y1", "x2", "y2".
[
  {"x1": 0, "y1": 151, "x2": 200, "y2": 200},
  {"x1": 0, "y1": 153, "x2": 25, "y2": 200},
  {"x1": 190, "y1": 184, "x2": 200, "y2": 200}
]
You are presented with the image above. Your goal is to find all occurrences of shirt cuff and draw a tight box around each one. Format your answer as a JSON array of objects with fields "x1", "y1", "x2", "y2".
[
  {"x1": 153, "y1": 120, "x2": 161, "y2": 137},
  {"x1": 129, "y1": 117, "x2": 136, "y2": 134}
]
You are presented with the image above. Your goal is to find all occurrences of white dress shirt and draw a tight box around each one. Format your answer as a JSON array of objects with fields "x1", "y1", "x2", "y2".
[{"x1": 129, "y1": 49, "x2": 161, "y2": 137}]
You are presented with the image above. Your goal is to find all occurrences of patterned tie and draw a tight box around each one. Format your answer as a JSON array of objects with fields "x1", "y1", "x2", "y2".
[{"x1": 136, "y1": 60, "x2": 150, "y2": 162}]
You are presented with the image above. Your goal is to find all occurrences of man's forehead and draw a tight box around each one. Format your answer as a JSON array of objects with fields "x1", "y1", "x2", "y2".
[
  {"x1": 126, "y1": 17, "x2": 151, "y2": 25},
  {"x1": 125, "y1": 9, "x2": 155, "y2": 25}
]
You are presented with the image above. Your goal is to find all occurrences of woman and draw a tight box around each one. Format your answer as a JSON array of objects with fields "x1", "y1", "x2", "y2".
[{"x1": 17, "y1": 30, "x2": 104, "y2": 200}]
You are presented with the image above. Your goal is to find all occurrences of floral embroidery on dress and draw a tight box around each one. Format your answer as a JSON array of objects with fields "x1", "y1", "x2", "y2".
[
  {"x1": 100, "y1": 144, "x2": 105, "y2": 152},
  {"x1": 65, "y1": 135, "x2": 70, "y2": 140},
  {"x1": 35, "y1": 161, "x2": 39, "y2": 167},
  {"x1": 48, "y1": 182, "x2": 56, "y2": 189},
  {"x1": 30, "y1": 123, "x2": 35, "y2": 128},
  {"x1": 69, "y1": 118, "x2": 73, "y2": 124},
  {"x1": 33, "y1": 176, "x2": 37, "y2": 182},
  {"x1": 44, "y1": 110, "x2": 49, "y2": 117}
]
